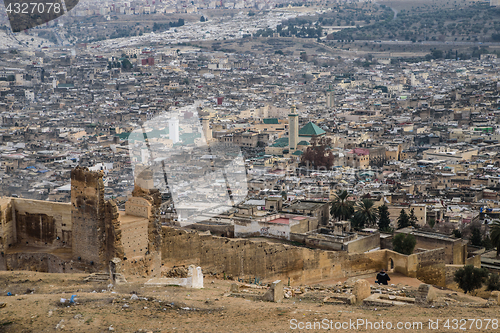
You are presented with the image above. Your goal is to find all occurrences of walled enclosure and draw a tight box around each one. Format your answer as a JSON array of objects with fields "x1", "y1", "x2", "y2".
[
  {"x1": 162, "y1": 227, "x2": 447, "y2": 286},
  {"x1": 0, "y1": 167, "x2": 162, "y2": 277}
]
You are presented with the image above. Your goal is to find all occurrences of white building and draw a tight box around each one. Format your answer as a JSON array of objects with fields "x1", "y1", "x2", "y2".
[{"x1": 169, "y1": 117, "x2": 180, "y2": 144}]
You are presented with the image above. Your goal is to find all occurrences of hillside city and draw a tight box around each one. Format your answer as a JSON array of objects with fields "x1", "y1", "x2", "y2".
[{"x1": 2, "y1": 0, "x2": 500, "y2": 331}]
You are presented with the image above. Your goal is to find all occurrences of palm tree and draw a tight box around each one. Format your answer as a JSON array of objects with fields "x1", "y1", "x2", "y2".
[
  {"x1": 490, "y1": 220, "x2": 500, "y2": 257},
  {"x1": 351, "y1": 199, "x2": 379, "y2": 230},
  {"x1": 330, "y1": 190, "x2": 354, "y2": 221}
]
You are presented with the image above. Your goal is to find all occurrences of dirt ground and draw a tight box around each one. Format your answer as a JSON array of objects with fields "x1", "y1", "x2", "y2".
[{"x1": 0, "y1": 271, "x2": 498, "y2": 333}]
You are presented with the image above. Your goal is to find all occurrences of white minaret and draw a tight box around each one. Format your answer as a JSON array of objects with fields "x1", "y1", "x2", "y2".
[
  {"x1": 289, "y1": 105, "x2": 298, "y2": 152},
  {"x1": 169, "y1": 117, "x2": 179, "y2": 144}
]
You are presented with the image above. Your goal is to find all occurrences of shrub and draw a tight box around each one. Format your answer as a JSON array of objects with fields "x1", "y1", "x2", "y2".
[
  {"x1": 454, "y1": 265, "x2": 488, "y2": 294},
  {"x1": 392, "y1": 234, "x2": 416, "y2": 255},
  {"x1": 486, "y1": 273, "x2": 500, "y2": 291}
]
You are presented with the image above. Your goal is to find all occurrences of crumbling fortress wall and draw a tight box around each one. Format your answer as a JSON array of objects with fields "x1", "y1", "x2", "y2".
[
  {"x1": 162, "y1": 227, "x2": 449, "y2": 286},
  {"x1": 71, "y1": 167, "x2": 107, "y2": 269},
  {"x1": 0, "y1": 166, "x2": 453, "y2": 286},
  {"x1": 0, "y1": 198, "x2": 72, "y2": 252},
  {"x1": 0, "y1": 167, "x2": 162, "y2": 277}
]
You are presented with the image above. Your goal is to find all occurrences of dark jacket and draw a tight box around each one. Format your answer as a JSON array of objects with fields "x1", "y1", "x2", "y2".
[{"x1": 376, "y1": 272, "x2": 390, "y2": 285}]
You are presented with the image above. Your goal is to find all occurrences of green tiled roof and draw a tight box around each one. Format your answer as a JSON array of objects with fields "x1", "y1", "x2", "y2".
[
  {"x1": 299, "y1": 122, "x2": 326, "y2": 137},
  {"x1": 263, "y1": 118, "x2": 279, "y2": 124},
  {"x1": 297, "y1": 140, "x2": 310, "y2": 146},
  {"x1": 292, "y1": 150, "x2": 303, "y2": 156},
  {"x1": 270, "y1": 136, "x2": 289, "y2": 147}
]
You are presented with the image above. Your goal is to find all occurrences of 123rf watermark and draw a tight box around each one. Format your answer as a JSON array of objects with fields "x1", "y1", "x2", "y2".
[{"x1": 290, "y1": 318, "x2": 499, "y2": 330}]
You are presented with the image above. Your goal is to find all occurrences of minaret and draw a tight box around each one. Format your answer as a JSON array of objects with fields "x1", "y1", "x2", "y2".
[
  {"x1": 289, "y1": 105, "x2": 298, "y2": 152},
  {"x1": 202, "y1": 116, "x2": 212, "y2": 142},
  {"x1": 326, "y1": 84, "x2": 335, "y2": 108}
]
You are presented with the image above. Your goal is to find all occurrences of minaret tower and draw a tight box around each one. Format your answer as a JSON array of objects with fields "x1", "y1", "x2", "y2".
[
  {"x1": 289, "y1": 104, "x2": 298, "y2": 152},
  {"x1": 202, "y1": 116, "x2": 212, "y2": 142},
  {"x1": 326, "y1": 84, "x2": 335, "y2": 108}
]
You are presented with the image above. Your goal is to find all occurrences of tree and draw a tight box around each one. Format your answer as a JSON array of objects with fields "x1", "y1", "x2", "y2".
[
  {"x1": 330, "y1": 190, "x2": 353, "y2": 221},
  {"x1": 121, "y1": 58, "x2": 133, "y2": 70},
  {"x1": 378, "y1": 205, "x2": 391, "y2": 232},
  {"x1": 428, "y1": 218, "x2": 436, "y2": 229},
  {"x1": 397, "y1": 209, "x2": 410, "y2": 229},
  {"x1": 454, "y1": 265, "x2": 488, "y2": 294},
  {"x1": 351, "y1": 199, "x2": 378, "y2": 230},
  {"x1": 300, "y1": 136, "x2": 334, "y2": 170},
  {"x1": 408, "y1": 208, "x2": 418, "y2": 227},
  {"x1": 490, "y1": 220, "x2": 500, "y2": 257},
  {"x1": 452, "y1": 229, "x2": 462, "y2": 238},
  {"x1": 392, "y1": 233, "x2": 416, "y2": 255},
  {"x1": 470, "y1": 227, "x2": 482, "y2": 247},
  {"x1": 200, "y1": 16, "x2": 206, "y2": 22}
]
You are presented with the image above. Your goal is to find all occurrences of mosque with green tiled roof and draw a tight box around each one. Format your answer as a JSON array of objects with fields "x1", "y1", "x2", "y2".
[{"x1": 265, "y1": 106, "x2": 326, "y2": 156}]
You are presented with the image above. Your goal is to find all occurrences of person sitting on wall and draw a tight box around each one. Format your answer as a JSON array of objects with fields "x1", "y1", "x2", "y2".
[{"x1": 375, "y1": 269, "x2": 391, "y2": 285}]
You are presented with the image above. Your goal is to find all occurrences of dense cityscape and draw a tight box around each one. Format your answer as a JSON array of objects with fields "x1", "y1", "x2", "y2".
[{"x1": 1, "y1": 0, "x2": 500, "y2": 332}]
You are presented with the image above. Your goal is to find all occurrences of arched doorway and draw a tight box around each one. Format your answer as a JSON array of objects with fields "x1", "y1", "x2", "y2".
[{"x1": 388, "y1": 258, "x2": 394, "y2": 273}]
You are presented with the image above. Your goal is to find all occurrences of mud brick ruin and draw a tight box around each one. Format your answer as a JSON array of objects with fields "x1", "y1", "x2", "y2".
[
  {"x1": 0, "y1": 167, "x2": 161, "y2": 278},
  {"x1": 0, "y1": 167, "x2": 484, "y2": 286}
]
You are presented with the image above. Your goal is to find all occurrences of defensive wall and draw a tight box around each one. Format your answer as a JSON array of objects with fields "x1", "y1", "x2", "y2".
[{"x1": 162, "y1": 227, "x2": 449, "y2": 286}]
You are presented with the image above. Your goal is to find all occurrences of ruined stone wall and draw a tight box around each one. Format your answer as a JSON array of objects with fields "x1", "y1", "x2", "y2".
[
  {"x1": 415, "y1": 248, "x2": 446, "y2": 287},
  {"x1": 118, "y1": 182, "x2": 162, "y2": 278},
  {"x1": 161, "y1": 228, "x2": 452, "y2": 286},
  {"x1": 71, "y1": 167, "x2": 106, "y2": 269},
  {"x1": 162, "y1": 227, "x2": 349, "y2": 284},
  {"x1": 343, "y1": 250, "x2": 386, "y2": 277},
  {"x1": 120, "y1": 214, "x2": 149, "y2": 259},
  {"x1": 104, "y1": 201, "x2": 124, "y2": 263},
  {"x1": 466, "y1": 254, "x2": 481, "y2": 268},
  {"x1": 345, "y1": 232, "x2": 380, "y2": 254},
  {"x1": 120, "y1": 252, "x2": 161, "y2": 278},
  {"x1": 445, "y1": 264, "x2": 463, "y2": 285},
  {"x1": 409, "y1": 234, "x2": 464, "y2": 265},
  {"x1": 185, "y1": 223, "x2": 234, "y2": 238},
  {"x1": 4, "y1": 252, "x2": 89, "y2": 273},
  {"x1": 13, "y1": 199, "x2": 72, "y2": 248},
  {"x1": 162, "y1": 227, "x2": 399, "y2": 285},
  {"x1": 0, "y1": 198, "x2": 14, "y2": 252}
]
